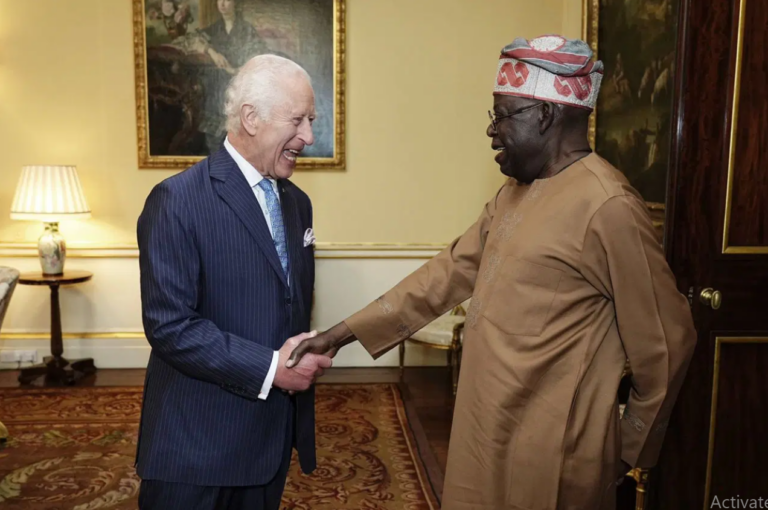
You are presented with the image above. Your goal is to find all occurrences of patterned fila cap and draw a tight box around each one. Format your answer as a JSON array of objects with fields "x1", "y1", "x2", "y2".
[{"x1": 494, "y1": 35, "x2": 604, "y2": 110}]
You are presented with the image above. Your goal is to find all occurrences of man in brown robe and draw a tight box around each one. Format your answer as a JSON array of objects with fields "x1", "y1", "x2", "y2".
[{"x1": 288, "y1": 35, "x2": 697, "y2": 509}]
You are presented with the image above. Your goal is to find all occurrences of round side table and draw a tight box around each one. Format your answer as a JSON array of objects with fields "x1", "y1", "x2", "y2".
[{"x1": 17, "y1": 270, "x2": 97, "y2": 386}]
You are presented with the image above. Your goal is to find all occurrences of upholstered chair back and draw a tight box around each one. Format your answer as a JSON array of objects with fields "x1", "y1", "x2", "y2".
[{"x1": 0, "y1": 267, "x2": 21, "y2": 331}]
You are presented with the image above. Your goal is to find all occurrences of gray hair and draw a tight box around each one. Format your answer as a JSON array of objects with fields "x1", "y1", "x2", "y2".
[{"x1": 224, "y1": 54, "x2": 312, "y2": 133}]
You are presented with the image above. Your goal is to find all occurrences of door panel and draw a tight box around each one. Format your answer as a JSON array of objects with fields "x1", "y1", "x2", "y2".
[
  {"x1": 724, "y1": 0, "x2": 768, "y2": 251},
  {"x1": 705, "y1": 338, "x2": 768, "y2": 503},
  {"x1": 655, "y1": 0, "x2": 768, "y2": 507}
]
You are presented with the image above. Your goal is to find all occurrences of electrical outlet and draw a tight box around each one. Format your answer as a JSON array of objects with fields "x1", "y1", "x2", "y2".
[
  {"x1": 0, "y1": 351, "x2": 18, "y2": 363},
  {"x1": 20, "y1": 350, "x2": 38, "y2": 363},
  {"x1": 0, "y1": 350, "x2": 38, "y2": 363}
]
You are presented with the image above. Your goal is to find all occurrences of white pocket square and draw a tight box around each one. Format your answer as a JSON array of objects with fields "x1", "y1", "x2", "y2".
[{"x1": 303, "y1": 228, "x2": 316, "y2": 247}]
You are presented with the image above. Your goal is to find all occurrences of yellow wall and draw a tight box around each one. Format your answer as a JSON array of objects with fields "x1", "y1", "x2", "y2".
[
  {"x1": 0, "y1": 0, "x2": 581, "y2": 246},
  {"x1": 563, "y1": 0, "x2": 585, "y2": 39}
]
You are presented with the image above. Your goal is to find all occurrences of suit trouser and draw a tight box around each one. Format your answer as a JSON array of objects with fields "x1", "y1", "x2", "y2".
[{"x1": 138, "y1": 404, "x2": 295, "y2": 510}]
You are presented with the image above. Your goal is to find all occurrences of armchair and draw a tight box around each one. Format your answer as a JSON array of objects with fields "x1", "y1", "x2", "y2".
[
  {"x1": 0, "y1": 267, "x2": 20, "y2": 443},
  {"x1": 399, "y1": 300, "x2": 469, "y2": 395}
]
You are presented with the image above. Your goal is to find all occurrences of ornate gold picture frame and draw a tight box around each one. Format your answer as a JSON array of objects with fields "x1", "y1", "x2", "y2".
[
  {"x1": 132, "y1": 0, "x2": 345, "y2": 170},
  {"x1": 582, "y1": 0, "x2": 678, "y2": 216}
]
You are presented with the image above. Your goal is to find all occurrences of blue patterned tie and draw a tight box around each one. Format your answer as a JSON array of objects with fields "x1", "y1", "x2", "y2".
[{"x1": 257, "y1": 179, "x2": 289, "y2": 278}]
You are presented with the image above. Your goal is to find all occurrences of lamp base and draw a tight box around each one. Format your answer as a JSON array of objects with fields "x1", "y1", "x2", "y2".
[
  {"x1": 38, "y1": 222, "x2": 66, "y2": 275},
  {"x1": 18, "y1": 356, "x2": 96, "y2": 386}
]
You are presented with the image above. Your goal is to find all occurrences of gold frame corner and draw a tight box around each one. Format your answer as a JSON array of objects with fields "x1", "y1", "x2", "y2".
[{"x1": 131, "y1": 0, "x2": 346, "y2": 171}]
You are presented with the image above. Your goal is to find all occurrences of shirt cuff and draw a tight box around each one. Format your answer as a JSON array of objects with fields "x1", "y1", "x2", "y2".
[{"x1": 259, "y1": 351, "x2": 279, "y2": 400}]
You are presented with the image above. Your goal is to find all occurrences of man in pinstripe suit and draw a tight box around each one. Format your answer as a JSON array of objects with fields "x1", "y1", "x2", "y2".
[{"x1": 136, "y1": 54, "x2": 331, "y2": 510}]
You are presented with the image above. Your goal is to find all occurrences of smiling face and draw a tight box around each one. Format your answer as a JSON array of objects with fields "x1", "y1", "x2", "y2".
[
  {"x1": 487, "y1": 95, "x2": 548, "y2": 183},
  {"x1": 249, "y1": 75, "x2": 316, "y2": 179},
  {"x1": 217, "y1": 0, "x2": 235, "y2": 16},
  {"x1": 161, "y1": 0, "x2": 176, "y2": 16}
]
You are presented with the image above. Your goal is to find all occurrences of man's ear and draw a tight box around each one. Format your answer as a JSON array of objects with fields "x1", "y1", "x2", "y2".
[
  {"x1": 240, "y1": 104, "x2": 260, "y2": 136},
  {"x1": 538, "y1": 101, "x2": 556, "y2": 135}
]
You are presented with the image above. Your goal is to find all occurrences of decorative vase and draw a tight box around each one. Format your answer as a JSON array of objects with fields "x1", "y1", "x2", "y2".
[{"x1": 38, "y1": 222, "x2": 66, "y2": 275}]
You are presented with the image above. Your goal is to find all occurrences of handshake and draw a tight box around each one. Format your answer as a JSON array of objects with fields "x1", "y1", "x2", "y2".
[{"x1": 272, "y1": 323, "x2": 354, "y2": 393}]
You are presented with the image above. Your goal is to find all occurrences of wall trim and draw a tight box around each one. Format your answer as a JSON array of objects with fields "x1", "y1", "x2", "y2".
[
  {"x1": 0, "y1": 242, "x2": 444, "y2": 259},
  {"x1": 0, "y1": 246, "x2": 447, "y2": 368},
  {"x1": 1, "y1": 332, "x2": 145, "y2": 340},
  {"x1": 0, "y1": 333, "x2": 445, "y2": 369}
]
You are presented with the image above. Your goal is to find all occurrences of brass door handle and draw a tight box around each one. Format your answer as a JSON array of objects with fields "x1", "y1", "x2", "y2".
[{"x1": 699, "y1": 288, "x2": 722, "y2": 310}]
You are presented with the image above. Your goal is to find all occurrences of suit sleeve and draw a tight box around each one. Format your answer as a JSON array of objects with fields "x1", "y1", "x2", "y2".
[
  {"x1": 580, "y1": 194, "x2": 697, "y2": 468},
  {"x1": 138, "y1": 182, "x2": 275, "y2": 400},
  {"x1": 345, "y1": 185, "x2": 503, "y2": 358}
]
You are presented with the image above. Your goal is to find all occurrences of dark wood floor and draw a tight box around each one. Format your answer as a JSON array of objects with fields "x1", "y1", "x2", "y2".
[{"x1": 0, "y1": 366, "x2": 456, "y2": 489}]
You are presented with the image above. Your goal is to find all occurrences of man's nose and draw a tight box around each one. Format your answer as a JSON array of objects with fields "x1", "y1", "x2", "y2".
[
  {"x1": 300, "y1": 119, "x2": 315, "y2": 146},
  {"x1": 487, "y1": 122, "x2": 497, "y2": 138}
]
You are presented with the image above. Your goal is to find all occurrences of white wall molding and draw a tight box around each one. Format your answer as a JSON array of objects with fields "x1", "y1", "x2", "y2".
[
  {"x1": 0, "y1": 242, "x2": 445, "y2": 259},
  {"x1": 0, "y1": 248, "x2": 448, "y2": 369},
  {"x1": 0, "y1": 336, "x2": 448, "y2": 370},
  {"x1": 0, "y1": 336, "x2": 150, "y2": 370}
]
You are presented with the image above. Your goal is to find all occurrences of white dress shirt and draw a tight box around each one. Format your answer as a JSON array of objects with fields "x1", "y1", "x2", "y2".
[{"x1": 223, "y1": 137, "x2": 280, "y2": 400}]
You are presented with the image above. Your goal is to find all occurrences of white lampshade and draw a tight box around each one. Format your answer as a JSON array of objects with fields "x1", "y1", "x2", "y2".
[{"x1": 10, "y1": 165, "x2": 91, "y2": 222}]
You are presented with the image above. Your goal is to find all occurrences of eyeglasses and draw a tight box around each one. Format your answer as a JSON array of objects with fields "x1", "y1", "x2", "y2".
[{"x1": 488, "y1": 103, "x2": 543, "y2": 131}]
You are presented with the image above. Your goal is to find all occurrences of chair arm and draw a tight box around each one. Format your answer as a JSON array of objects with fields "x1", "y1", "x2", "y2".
[{"x1": 451, "y1": 320, "x2": 465, "y2": 349}]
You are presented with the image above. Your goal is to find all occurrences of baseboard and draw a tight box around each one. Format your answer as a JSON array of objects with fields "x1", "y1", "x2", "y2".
[
  {"x1": 0, "y1": 335, "x2": 447, "y2": 369},
  {"x1": 1, "y1": 250, "x2": 449, "y2": 369}
]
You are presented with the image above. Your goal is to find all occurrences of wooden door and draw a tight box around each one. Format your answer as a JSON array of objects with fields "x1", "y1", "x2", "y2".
[{"x1": 653, "y1": 0, "x2": 768, "y2": 506}]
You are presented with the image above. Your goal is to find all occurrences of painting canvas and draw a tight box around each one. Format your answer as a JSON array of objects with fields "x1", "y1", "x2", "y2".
[
  {"x1": 585, "y1": 0, "x2": 678, "y2": 206},
  {"x1": 132, "y1": 0, "x2": 345, "y2": 170}
]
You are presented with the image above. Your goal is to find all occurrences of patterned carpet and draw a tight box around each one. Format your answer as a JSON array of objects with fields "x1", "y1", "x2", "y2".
[{"x1": 0, "y1": 384, "x2": 439, "y2": 510}]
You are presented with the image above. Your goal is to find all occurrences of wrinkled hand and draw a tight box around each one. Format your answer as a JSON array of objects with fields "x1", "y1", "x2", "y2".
[
  {"x1": 207, "y1": 48, "x2": 235, "y2": 74},
  {"x1": 273, "y1": 331, "x2": 332, "y2": 393},
  {"x1": 286, "y1": 322, "x2": 356, "y2": 369},
  {"x1": 285, "y1": 332, "x2": 338, "y2": 369}
]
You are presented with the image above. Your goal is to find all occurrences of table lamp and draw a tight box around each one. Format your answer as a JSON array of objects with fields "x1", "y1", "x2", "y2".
[{"x1": 10, "y1": 165, "x2": 91, "y2": 275}]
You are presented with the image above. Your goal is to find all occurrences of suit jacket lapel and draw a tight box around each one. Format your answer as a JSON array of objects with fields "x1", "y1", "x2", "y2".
[
  {"x1": 280, "y1": 181, "x2": 304, "y2": 297},
  {"x1": 209, "y1": 150, "x2": 289, "y2": 288}
]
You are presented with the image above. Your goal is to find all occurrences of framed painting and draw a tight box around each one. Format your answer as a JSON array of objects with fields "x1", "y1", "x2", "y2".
[
  {"x1": 132, "y1": 0, "x2": 345, "y2": 170},
  {"x1": 583, "y1": 0, "x2": 679, "y2": 216}
]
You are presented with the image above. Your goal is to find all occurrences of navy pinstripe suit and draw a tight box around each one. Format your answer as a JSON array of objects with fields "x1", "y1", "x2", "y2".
[{"x1": 135, "y1": 147, "x2": 316, "y2": 505}]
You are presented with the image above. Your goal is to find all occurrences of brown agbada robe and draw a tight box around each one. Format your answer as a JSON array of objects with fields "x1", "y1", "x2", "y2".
[{"x1": 345, "y1": 153, "x2": 697, "y2": 510}]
